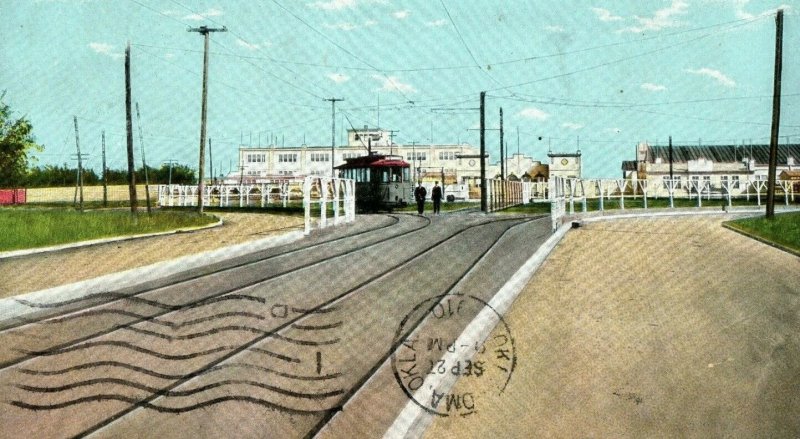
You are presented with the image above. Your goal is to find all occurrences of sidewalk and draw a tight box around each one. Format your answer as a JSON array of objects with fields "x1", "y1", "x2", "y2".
[
  {"x1": 423, "y1": 215, "x2": 800, "y2": 438},
  {"x1": 0, "y1": 212, "x2": 303, "y2": 297}
]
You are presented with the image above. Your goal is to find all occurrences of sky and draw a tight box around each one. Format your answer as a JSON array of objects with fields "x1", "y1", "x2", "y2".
[{"x1": 1, "y1": 0, "x2": 799, "y2": 178}]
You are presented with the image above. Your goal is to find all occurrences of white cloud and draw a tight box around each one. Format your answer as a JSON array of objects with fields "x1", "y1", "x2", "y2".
[
  {"x1": 88, "y1": 42, "x2": 122, "y2": 59},
  {"x1": 733, "y1": 0, "x2": 791, "y2": 19},
  {"x1": 685, "y1": 67, "x2": 736, "y2": 87},
  {"x1": 592, "y1": 7, "x2": 623, "y2": 22},
  {"x1": 641, "y1": 82, "x2": 667, "y2": 91},
  {"x1": 544, "y1": 25, "x2": 565, "y2": 33},
  {"x1": 562, "y1": 122, "x2": 584, "y2": 130},
  {"x1": 183, "y1": 8, "x2": 223, "y2": 21},
  {"x1": 310, "y1": 0, "x2": 356, "y2": 10},
  {"x1": 618, "y1": 0, "x2": 688, "y2": 33},
  {"x1": 325, "y1": 22, "x2": 359, "y2": 31},
  {"x1": 373, "y1": 75, "x2": 417, "y2": 93},
  {"x1": 393, "y1": 10, "x2": 410, "y2": 19},
  {"x1": 236, "y1": 39, "x2": 261, "y2": 51},
  {"x1": 327, "y1": 73, "x2": 350, "y2": 83},
  {"x1": 309, "y1": 0, "x2": 387, "y2": 10},
  {"x1": 518, "y1": 107, "x2": 550, "y2": 121},
  {"x1": 426, "y1": 19, "x2": 447, "y2": 27}
]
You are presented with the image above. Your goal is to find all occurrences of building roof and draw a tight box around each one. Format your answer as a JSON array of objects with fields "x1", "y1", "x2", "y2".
[
  {"x1": 621, "y1": 160, "x2": 637, "y2": 171},
  {"x1": 645, "y1": 143, "x2": 800, "y2": 165}
]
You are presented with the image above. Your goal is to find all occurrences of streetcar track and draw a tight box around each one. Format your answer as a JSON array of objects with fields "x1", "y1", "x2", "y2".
[
  {"x1": 303, "y1": 217, "x2": 545, "y2": 439},
  {"x1": 0, "y1": 215, "x2": 430, "y2": 370},
  {"x1": 64, "y1": 217, "x2": 531, "y2": 438},
  {"x1": 1, "y1": 214, "x2": 404, "y2": 331}
]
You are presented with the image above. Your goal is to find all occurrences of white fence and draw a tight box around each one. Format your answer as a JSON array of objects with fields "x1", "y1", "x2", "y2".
[
  {"x1": 158, "y1": 176, "x2": 356, "y2": 235},
  {"x1": 547, "y1": 176, "x2": 798, "y2": 231}
]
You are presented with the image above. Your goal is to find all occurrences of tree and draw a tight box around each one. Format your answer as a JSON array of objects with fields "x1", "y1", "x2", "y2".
[{"x1": 0, "y1": 93, "x2": 43, "y2": 187}]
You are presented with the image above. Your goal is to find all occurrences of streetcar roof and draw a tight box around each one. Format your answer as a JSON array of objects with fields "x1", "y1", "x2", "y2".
[{"x1": 336, "y1": 154, "x2": 410, "y2": 169}]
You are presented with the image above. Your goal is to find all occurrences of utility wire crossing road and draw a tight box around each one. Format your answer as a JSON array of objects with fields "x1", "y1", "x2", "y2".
[{"x1": 0, "y1": 213, "x2": 550, "y2": 438}]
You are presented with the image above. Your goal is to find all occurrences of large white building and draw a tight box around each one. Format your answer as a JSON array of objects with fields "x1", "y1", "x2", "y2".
[
  {"x1": 623, "y1": 141, "x2": 800, "y2": 196},
  {"x1": 229, "y1": 128, "x2": 532, "y2": 183}
]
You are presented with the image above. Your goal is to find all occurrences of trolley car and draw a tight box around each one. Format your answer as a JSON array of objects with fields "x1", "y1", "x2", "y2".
[{"x1": 336, "y1": 154, "x2": 412, "y2": 212}]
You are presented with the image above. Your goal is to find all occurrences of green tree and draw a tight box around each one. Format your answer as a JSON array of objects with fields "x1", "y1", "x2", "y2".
[{"x1": 0, "y1": 93, "x2": 43, "y2": 187}]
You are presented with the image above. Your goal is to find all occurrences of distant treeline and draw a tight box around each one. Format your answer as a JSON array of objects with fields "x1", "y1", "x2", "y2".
[{"x1": 22, "y1": 163, "x2": 197, "y2": 188}]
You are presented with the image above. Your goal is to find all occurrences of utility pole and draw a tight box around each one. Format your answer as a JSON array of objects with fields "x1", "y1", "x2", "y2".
[
  {"x1": 72, "y1": 116, "x2": 84, "y2": 212},
  {"x1": 668, "y1": 135, "x2": 674, "y2": 180},
  {"x1": 767, "y1": 9, "x2": 783, "y2": 219},
  {"x1": 499, "y1": 107, "x2": 504, "y2": 181},
  {"x1": 189, "y1": 25, "x2": 227, "y2": 214},
  {"x1": 208, "y1": 137, "x2": 214, "y2": 185},
  {"x1": 101, "y1": 130, "x2": 108, "y2": 207},
  {"x1": 125, "y1": 42, "x2": 138, "y2": 215},
  {"x1": 135, "y1": 102, "x2": 151, "y2": 215},
  {"x1": 163, "y1": 159, "x2": 178, "y2": 186},
  {"x1": 324, "y1": 97, "x2": 344, "y2": 177},
  {"x1": 388, "y1": 129, "x2": 400, "y2": 155},
  {"x1": 480, "y1": 91, "x2": 486, "y2": 212}
]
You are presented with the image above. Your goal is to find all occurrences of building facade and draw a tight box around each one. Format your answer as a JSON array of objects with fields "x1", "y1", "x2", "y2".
[{"x1": 622, "y1": 142, "x2": 800, "y2": 196}]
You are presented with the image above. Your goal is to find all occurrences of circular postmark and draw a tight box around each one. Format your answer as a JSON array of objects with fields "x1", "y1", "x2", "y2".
[{"x1": 391, "y1": 294, "x2": 516, "y2": 417}]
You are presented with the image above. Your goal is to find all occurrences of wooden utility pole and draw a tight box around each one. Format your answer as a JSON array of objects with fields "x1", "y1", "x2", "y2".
[
  {"x1": 135, "y1": 102, "x2": 151, "y2": 215},
  {"x1": 499, "y1": 107, "x2": 504, "y2": 181},
  {"x1": 101, "y1": 131, "x2": 108, "y2": 207},
  {"x1": 480, "y1": 91, "x2": 486, "y2": 212},
  {"x1": 668, "y1": 135, "x2": 674, "y2": 180},
  {"x1": 73, "y1": 116, "x2": 84, "y2": 212},
  {"x1": 125, "y1": 42, "x2": 138, "y2": 215},
  {"x1": 208, "y1": 137, "x2": 214, "y2": 185},
  {"x1": 324, "y1": 97, "x2": 344, "y2": 177},
  {"x1": 189, "y1": 25, "x2": 227, "y2": 214},
  {"x1": 767, "y1": 9, "x2": 783, "y2": 219}
]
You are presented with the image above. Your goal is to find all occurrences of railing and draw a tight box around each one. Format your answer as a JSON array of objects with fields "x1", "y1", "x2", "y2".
[
  {"x1": 157, "y1": 177, "x2": 356, "y2": 235},
  {"x1": 547, "y1": 176, "x2": 798, "y2": 231},
  {"x1": 302, "y1": 177, "x2": 355, "y2": 235}
]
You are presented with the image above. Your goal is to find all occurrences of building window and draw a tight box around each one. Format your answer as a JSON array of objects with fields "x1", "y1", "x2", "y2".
[
  {"x1": 246, "y1": 153, "x2": 266, "y2": 163},
  {"x1": 342, "y1": 153, "x2": 360, "y2": 160},
  {"x1": 732, "y1": 175, "x2": 740, "y2": 189},
  {"x1": 438, "y1": 151, "x2": 455, "y2": 161},
  {"x1": 278, "y1": 153, "x2": 297, "y2": 163},
  {"x1": 310, "y1": 153, "x2": 330, "y2": 162},
  {"x1": 406, "y1": 152, "x2": 426, "y2": 161}
]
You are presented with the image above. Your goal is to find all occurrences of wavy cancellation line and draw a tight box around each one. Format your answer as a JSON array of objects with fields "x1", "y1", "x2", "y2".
[
  {"x1": 16, "y1": 361, "x2": 343, "y2": 381},
  {"x1": 15, "y1": 377, "x2": 345, "y2": 400},
  {"x1": 18, "y1": 336, "x2": 324, "y2": 363},
  {"x1": 123, "y1": 324, "x2": 342, "y2": 345},
  {"x1": 10, "y1": 394, "x2": 341, "y2": 414}
]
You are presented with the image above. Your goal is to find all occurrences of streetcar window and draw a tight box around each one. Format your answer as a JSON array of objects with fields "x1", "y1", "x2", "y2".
[
  {"x1": 391, "y1": 167, "x2": 402, "y2": 182},
  {"x1": 403, "y1": 167, "x2": 410, "y2": 182},
  {"x1": 381, "y1": 169, "x2": 389, "y2": 183}
]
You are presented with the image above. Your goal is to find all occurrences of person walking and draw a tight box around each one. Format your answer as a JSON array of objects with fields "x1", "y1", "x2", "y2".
[
  {"x1": 414, "y1": 182, "x2": 427, "y2": 215},
  {"x1": 432, "y1": 181, "x2": 443, "y2": 215}
]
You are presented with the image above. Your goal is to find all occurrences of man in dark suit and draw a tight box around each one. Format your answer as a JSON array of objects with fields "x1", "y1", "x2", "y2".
[
  {"x1": 414, "y1": 182, "x2": 427, "y2": 215},
  {"x1": 431, "y1": 181, "x2": 443, "y2": 215}
]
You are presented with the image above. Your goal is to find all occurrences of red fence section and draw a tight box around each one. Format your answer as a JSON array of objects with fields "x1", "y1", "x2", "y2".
[{"x1": 0, "y1": 189, "x2": 27, "y2": 205}]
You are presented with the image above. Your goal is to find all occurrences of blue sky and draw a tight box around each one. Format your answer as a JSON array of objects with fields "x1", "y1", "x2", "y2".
[{"x1": 1, "y1": 0, "x2": 798, "y2": 177}]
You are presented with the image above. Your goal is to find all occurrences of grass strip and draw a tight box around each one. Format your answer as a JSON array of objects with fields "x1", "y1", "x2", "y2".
[
  {"x1": 0, "y1": 208, "x2": 218, "y2": 251},
  {"x1": 723, "y1": 211, "x2": 800, "y2": 255}
]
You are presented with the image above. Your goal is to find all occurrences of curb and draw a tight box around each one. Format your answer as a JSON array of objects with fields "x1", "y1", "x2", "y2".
[
  {"x1": 386, "y1": 220, "x2": 572, "y2": 438},
  {"x1": 0, "y1": 216, "x2": 225, "y2": 260},
  {"x1": 721, "y1": 222, "x2": 800, "y2": 258},
  {"x1": 0, "y1": 230, "x2": 305, "y2": 326}
]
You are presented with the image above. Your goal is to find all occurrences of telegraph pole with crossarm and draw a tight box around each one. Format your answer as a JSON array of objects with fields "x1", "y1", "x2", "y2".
[{"x1": 189, "y1": 25, "x2": 227, "y2": 214}]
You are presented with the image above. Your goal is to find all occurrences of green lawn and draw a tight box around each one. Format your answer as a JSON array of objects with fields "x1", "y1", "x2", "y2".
[
  {"x1": 0, "y1": 208, "x2": 218, "y2": 251},
  {"x1": 723, "y1": 211, "x2": 800, "y2": 253}
]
